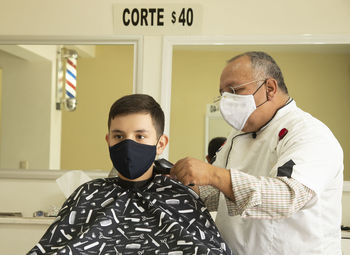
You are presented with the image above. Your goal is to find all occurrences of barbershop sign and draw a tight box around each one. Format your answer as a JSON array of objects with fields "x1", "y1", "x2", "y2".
[{"x1": 113, "y1": 4, "x2": 202, "y2": 35}]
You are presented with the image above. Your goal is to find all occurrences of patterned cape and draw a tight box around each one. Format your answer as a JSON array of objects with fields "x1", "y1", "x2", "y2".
[{"x1": 28, "y1": 174, "x2": 233, "y2": 255}]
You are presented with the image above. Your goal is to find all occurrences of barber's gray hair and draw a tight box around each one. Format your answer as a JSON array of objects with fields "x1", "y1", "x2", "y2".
[{"x1": 228, "y1": 51, "x2": 288, "y2": 94}]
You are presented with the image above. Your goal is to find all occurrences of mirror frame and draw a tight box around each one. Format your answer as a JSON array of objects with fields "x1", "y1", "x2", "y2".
[{"x1": 0, "y1": 35, "x2": 143, "y2": 178}]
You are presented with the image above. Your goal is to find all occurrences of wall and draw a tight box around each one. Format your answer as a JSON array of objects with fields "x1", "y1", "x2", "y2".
[
  {"x1": 170, "y1": 46, "x2": 350, "y2": 180},
  {"x1": 0, "y1": 0, "x2": 350, "y2": 36},
  {"x1": 169, "y1": 50, "x2": 228, "y2": 162},
  {"x1": 60, "y1": 45, "x2": 134, "y2": 171}
]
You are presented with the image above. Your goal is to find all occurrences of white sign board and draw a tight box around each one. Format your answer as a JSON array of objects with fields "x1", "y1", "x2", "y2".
[{"x1": 113, "y1": 4, "x2": 202, "y2": 35}]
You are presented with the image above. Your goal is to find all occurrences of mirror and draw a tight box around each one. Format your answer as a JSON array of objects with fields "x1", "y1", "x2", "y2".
[
  {"x1": 0, "y1": 44, "x2": 134, "y2": 171},
  {"x1": 168, "y1": 44, "x2": 350, "y2": 180},
  {"x1": 1, "y1": 43, "x2": 349, "y2": 181}
]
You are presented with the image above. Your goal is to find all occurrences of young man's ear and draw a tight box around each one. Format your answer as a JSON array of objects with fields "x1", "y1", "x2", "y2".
[
  {"x1": 105, "y1": 134, "x2": 110, "y2": 146},
  {"x1": 156, "y1": 134, "x2": 169, "y2": 155}
]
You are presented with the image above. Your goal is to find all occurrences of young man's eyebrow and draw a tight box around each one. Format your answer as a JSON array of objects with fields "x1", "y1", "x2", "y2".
[
  {"x1": 134, "y1": 129, "x2": 149, "y2": 133},
  {"x1": 110, "y1": 129, "x2": 124, "y2": 133},
  {"x1": 110, "y1": 129, "x2": 149, "y2": 133}
]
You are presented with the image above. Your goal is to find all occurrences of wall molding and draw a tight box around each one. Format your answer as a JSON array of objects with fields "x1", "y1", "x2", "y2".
[{"x1": 0, "y1": 169, "x2": 107, "y2": 180}]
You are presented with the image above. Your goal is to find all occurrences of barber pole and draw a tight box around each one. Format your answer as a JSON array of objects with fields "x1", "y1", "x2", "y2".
[
  {"x1": 65, "y1": 57, "x2": 77, "y2": 100},
  {"x1": 56, "y1": 47, "x2": 79, "y2": 111}
]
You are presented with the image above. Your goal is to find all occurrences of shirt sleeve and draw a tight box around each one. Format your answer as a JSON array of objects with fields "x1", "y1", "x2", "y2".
[
  {"x1": 198, "y1": 185, "x2": 220, "y2": 212},
  {"x1": 223, "y1": 168, "x2": 315, "y2": 218}
]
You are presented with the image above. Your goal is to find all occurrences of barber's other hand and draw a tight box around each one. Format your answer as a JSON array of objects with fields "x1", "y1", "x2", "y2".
[{"x1": 170, "y1": 157, "x2": 214, "y2": 186}]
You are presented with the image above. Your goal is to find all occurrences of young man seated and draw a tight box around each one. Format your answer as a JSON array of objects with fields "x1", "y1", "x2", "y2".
[{"x1": 27, "y1": 94, "x2": 233, "y2": 255}]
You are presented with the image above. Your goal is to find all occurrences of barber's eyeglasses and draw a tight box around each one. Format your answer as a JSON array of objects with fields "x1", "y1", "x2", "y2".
[{"x1": 214, "y1": 79, "x2": 267, "y2": 103}]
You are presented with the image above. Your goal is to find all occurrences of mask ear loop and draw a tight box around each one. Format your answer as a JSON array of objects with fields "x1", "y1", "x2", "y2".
[
  {"x1": 155, "y1": 135, "x2": 162, "y2": 147},
  {"x1": 253, "y1": 79, "x2": 269, "y2": 108},
  {"x1": 154, "y1": 134, "x2": 164, "y2": 159}
]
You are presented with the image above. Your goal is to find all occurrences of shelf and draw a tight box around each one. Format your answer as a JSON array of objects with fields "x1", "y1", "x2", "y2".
[{"x1": 0, "y1": 216, "x2": 54, "y2": 225}]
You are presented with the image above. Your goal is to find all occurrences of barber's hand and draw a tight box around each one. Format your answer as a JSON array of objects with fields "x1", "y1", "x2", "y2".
[{"x1": 170, "y1": 157, "x2": 214, "y2": 186}]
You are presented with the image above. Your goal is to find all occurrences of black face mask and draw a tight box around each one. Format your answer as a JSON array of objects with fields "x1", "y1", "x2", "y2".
[{"x1": 109, "y1": 139, "x2": 157, "y2": 180}]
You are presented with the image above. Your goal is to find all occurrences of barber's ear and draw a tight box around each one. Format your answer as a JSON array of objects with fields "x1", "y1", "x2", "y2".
[
  {"x1": 266, "y1": 78, "x2": 278, "y2": 100},
  {"x1": 156, "y1": 134, "x2": 169, "y2": 155}
]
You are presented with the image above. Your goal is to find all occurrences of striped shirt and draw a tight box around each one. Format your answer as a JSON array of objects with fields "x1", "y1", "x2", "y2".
[{"x1": 199, "y1": 168, "x2": 315, "y2": 219}]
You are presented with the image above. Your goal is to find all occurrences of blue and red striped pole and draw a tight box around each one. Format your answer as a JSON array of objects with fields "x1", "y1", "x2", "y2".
[{"x1": 65, "y1": 57, "x2": 77, "y2": 100}]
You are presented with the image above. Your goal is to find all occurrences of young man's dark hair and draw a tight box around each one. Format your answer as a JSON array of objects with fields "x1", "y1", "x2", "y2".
[{"x1": 108, "y1": 94, "x2": 165, "y2": 137}]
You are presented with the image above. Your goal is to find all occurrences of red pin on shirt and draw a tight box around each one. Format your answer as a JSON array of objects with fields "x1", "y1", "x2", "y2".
[{"x1": 279, "y1": 128, "x2": 288, "y2": 140}]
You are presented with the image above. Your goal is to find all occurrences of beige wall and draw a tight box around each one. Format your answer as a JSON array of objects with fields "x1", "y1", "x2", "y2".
[
  {"x1": 60, "y1": 45, "x2": 133, "y2": 171},
  {"x1": 170, "y1": 50, "x2": 227, "y2": 163},
  {"x1": 0, "y1": 0, "x2": 350, "y2": 36},
  {"x1": 170, "y1": 46, "x2": 350, "y2": 180}
]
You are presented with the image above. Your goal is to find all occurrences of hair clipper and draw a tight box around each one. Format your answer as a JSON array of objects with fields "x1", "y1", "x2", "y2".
[{"x1": 154, "y1": 158, "x2": 174, "y2": 175}]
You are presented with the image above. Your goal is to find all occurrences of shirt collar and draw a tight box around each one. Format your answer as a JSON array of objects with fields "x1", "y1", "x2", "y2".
[{"x1": 257, "y1": 98, "x2": 296, "y2": 132}]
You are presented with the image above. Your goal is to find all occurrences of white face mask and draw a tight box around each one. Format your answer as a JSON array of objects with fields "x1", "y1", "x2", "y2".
[
  {"x1": 219, "y1": 80, "x2": 268, "y2": 131},
  {"x1": 220, "y1": 92, "x2": 257, "y2": 131}
]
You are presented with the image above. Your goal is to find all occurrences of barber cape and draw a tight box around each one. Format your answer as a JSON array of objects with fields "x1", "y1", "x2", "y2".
[
  {"x1": 28, "y1": 174, "x2": 233, "y2": 255},
  {"x1": 213, "y1": 99, "x2": 343, "y2": 255}
]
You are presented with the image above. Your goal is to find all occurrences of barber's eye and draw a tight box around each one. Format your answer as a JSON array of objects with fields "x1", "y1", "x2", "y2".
[
  {"x1": 114, "y1": 135, "x2": 123, "y2": 139},
  {"x1": 229, "y1": 87, "x2": 236, "y2": 94},
  {"x1": 136, "y1": 135, "x2": 145, "y2": 139}
]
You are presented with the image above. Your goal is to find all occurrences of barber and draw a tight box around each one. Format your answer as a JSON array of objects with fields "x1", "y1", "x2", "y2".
[{"x1": 170, "y1": 51, "x2": 343, "y2": 255}]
